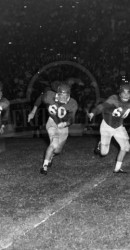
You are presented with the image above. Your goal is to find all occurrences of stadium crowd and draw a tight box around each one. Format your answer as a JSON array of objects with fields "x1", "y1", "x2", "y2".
[{"x1": 0, "y1": 0, "x2": 130, "y2": 128}]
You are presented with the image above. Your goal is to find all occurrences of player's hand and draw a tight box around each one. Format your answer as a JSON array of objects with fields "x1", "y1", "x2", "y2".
[
  {"x1": 122, "y1": 109, "x2": 130, "y2": 118},
  {"x1": 88, "y1": 112, "x2": 94, "y2": 121},
  {"x1": 0, "y1": 125, "x2": 5, "y2": 134},
  {"x1": 58, "y1": 122, "x2": 67, "y2": 128},
  {"x1": 28, "y1": 112, "x2": 35, "y2": 122}
]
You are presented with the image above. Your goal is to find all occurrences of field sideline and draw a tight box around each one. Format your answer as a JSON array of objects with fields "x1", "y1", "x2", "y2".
[{"x1": 0, "y1": 136, "x2": 130, "y2": 250}]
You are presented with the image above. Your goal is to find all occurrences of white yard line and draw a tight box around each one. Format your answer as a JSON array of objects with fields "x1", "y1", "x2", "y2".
[
  {"x1": 1, "y1": 172, "x2": 111, "y2": 250},
  {"x1": 34, "y1": 199, "x2": 73, "y2": 228},
  {"x1": 34, "y1": 175, "x2": 108, "y2": 229}
]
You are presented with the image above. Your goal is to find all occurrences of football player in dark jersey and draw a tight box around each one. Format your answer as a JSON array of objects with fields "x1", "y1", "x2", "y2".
[
  {"x1": 28, "y1": 83, "x2": 78, "y2": 175},
  {"x1": 88, "y1": 83, "x2": 130, "y2": 173},
  {"x1": 0, "y1": 82, "x2": 10, "y2": 153}
]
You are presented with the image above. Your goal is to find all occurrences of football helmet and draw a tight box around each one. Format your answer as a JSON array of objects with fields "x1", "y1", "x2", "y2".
[
  {"x1": 119, "y1": 83, "x2": 130, "y2": 102},
  {"x1": 57, "y1": 83, "x2": 71, "y2": 103}
]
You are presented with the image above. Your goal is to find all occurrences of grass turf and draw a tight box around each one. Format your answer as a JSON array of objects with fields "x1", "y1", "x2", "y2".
[{"x1": 0, "y1": 136, "x2": 130, "y2": 250}]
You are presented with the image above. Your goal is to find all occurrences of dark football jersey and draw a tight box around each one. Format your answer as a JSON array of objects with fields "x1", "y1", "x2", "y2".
[
  {"x1": 92, "y1": 95, "x2": 130, "y2": 128},
  {"x1": 35, "y1": 90, "x2": 78, "y2": 125}
]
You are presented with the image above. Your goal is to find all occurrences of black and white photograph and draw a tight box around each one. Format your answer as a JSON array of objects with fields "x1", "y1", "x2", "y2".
[{"x1": 0, "y1": 1, "x2": 130, "y2": 249}]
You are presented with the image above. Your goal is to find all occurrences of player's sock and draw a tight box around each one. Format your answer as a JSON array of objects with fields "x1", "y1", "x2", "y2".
[
  {"x1": 43, "y1": 165, "x2": 47, "y2": 171},
  {"x1": 114, "y1": 161, "x2": 122, "y2": 172},
  {"x1": 43, "y1": 159, "x2": 49, "y2": 168}
]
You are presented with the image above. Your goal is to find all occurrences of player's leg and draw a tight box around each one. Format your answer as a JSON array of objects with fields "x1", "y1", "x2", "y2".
[
  {"x1": 46, "y1": 126, "x2": 68, "y2": 161},
  {"x1": 43, "y1": 133, "x2": 58, "y2": 163},
  {"x1": 41, "y1": 127, "x2": 68, "y2": 174},
  {"x1": 40, "y1": 128, "x2": 59, "y2": 174},
  {"x1": 98, "y1": 120, "x2": 112, "y2": 156},
  {"x1": 54, "y1": 127, "x2": 68, "y2": 154},
  {"x1": 113, "y1": 126, "x2": 130, "y2": 173},
  {"x1": 40, "y1": 118, "x2": 59, "y2": 175}
]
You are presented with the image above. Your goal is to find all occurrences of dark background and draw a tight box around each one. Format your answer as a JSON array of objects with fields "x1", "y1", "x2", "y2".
[{"x1": 0, "y1": 0, "x2": 130, "y2": 101}]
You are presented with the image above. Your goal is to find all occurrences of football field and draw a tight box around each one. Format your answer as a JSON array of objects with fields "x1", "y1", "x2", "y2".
[{"x1": 0, "y1": 136, "x2": 130, "y2": 250}]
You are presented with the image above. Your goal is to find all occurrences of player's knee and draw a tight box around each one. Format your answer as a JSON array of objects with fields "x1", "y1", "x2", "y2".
[
  {"x1": 54, "y1": 147, "x2": 62, "y2": 154},
  {"x1": 51, "y1": 142, "x2": 63, "y2": 154},
  {"x1": 54, "y1": 142, "x2": 65, "y2": 154},
  {"x1": 101, "y1": 151, "x2": 108, "y2": 156},
  {"x1": 50, "y1": 139, "x2": 59, "y2": 151},
  {"x1": 120, "y1": 143, "x2": 130, "y2": 152},
  {"x1": 100, "y1": 144, "x2": 109, "y2": 156},
  {"x1": 51, "y1": 143, "x2": 58, "y2": 151}
]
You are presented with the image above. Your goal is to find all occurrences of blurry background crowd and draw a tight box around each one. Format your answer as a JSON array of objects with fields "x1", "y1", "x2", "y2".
[{"x1": 0, "y1": 0, "x2": 130, "y2": 131}]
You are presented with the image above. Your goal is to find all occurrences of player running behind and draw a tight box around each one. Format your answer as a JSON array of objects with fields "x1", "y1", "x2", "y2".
[{"x1": 88, "y1": 82, "x2": 130, "y2": 173}]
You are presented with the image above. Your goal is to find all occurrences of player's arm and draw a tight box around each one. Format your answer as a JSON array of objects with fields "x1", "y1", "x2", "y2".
[
  {"x1": 88, "y1": 96, "x2": 115, "y2": 121},
  {"x1": 28, "y1": 105, "x2": 38, "y2": 122},
  {"x1": 88, "y1": 103, "x2": 104, "y2": 121},
  {"x1": 28, "y1": 93, "x2": 44, "y2": 122}
]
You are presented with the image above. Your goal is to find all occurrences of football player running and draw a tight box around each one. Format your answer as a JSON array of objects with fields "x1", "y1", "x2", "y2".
[
  {"x1": 28, "y1": 83, "x2": 78, "y2": 175},
  {"x1": 88, "y1": 82, "x2": 130, "y2": 173}
]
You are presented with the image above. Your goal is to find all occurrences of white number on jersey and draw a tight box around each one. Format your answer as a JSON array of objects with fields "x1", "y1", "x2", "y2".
[
  {"x1": 57, "y1": 106, "x2": 67, "y2": 118},
  {"x1": 112, "y1": 107, "x2": 123, "y2": 117},
  {"x1": 48, "y1": 104, "x2": 57, "y2": 115},
  {"x1": 48, "y1": 104, "x2": 67, "y2": 118}
]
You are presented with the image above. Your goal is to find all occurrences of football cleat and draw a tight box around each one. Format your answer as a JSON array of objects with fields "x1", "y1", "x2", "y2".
[
  {"x1": 113, "y1": 168, "x2": 127, "y2": 174},
  {"x1": 40, "y1": 165, "x2": 48, "y2": 175},
  {"x1": 94, "y1": 141, "x2": 101, "y2": 155}
]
